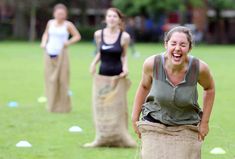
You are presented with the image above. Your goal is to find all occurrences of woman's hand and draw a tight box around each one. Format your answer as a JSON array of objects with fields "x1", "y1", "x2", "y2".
[
  {"x1": 89, "y1": 63, "x2": 96, "y2": 75},
  {"x1": 120, "y1": 68, "x2": 128, "y2": 77},
  {"x1": 132, "y1": 120, "x2": 141, "y2": 139},
  {"x1": 40, "y1": 43, "x2": 46, "y2": 49},
  {"x1": 198, "y1": 122, "x2": 209, "y2": 141},
  {"x1": 63, "y1": 41, "x2": 70, "y2": 48}
]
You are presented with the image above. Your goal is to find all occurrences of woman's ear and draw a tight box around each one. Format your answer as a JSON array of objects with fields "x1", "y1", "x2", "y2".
[
  {"x1": 164, "y1": 42, "x2": 168, "y2": 49},
  {"x1": 188, "y1": 46, "x2": 192, "y2": 53}
]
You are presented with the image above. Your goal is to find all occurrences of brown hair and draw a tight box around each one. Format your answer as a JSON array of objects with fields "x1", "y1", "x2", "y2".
[
  {"x1": 53, "y1": 3, "x2": 68, "y2": 14},
  {"x1": 106, "y1": 8, "x2": 125, "y2": 31},
  {"x1": 164, "y1": 26, "x2": 194, "y2": 49}
]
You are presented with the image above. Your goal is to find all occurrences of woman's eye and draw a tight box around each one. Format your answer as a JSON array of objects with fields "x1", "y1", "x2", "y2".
[{"x1": 181, "y1": 44, "x2": 187, "y2": 47}]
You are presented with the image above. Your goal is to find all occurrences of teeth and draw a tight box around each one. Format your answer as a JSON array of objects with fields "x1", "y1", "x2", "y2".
[{"x1": 173, "y1": 53, "x2": 181, "y2": 57}]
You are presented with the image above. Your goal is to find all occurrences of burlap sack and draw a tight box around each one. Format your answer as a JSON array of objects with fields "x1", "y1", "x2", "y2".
[
  {"x1": 84, "y1": 75, "x2": 136, "y2": 148},
  {"x1": 138, "y1": 120, "x2": 202, "y2": 159},
  {"x1": 44, "y1": 49, "x2": 71, "y2": 113}
]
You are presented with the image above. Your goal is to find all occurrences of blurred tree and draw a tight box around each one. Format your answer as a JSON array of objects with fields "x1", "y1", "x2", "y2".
[
  {"x1": 29, "y1": 0, "x2": 37, "y2": 41},
  {"x1": 113, "y1": 0, "x2": 177, "y2": 16},
  {"x1": 79, "y1": 0, "x2": 88, "y2": 26},
  {"x1": 112, "y1": 0, "x2": 203, "y2": 24},
  {"x1": 5, "y1": 0, "x2": 53, "y2": 41},
  {"x1": 6, "y1": 0, "x2": 27, "y2": 40},
  {"x1": 207, "y1": 0, "x2": 235, "y2": 43},
  {"x1": 113, "y1": 0, "x2": 235, "y2": 43},
  {"x1": 208, "y1": 0, "x2": 235, "y2": 12}
]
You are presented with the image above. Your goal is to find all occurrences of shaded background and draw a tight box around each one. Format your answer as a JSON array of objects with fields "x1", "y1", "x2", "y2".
[{"x1": 0, "y1": 0, "x2": 235, "y2": 43}]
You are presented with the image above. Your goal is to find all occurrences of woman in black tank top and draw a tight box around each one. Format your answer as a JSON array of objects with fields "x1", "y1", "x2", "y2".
[
  {"x1": 84, "y1": 8, "x2": 136, "y2": 148},
  {"x1": 90, "y1": 8, "x2": 130, "y2": 76},
  {"x1": 99, "y1": 29, "x2": 123, "y2": 76}
]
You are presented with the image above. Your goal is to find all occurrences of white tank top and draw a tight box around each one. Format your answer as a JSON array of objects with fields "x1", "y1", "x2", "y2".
[{"x1": 46, "y1": 20, "x2": 69, "y2": 55}]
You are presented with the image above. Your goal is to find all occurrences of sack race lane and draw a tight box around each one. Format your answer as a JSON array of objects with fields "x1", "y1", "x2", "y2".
[{"x1": 85, "y1": 75, "x2": 136, "y2": 147}]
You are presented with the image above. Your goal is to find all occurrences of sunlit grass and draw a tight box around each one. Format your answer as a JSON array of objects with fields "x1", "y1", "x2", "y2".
[{"x1": 0, "y1": 41, "x2": 234, "y2": 159}]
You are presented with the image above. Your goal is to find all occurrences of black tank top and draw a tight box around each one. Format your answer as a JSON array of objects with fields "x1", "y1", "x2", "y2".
[{"x1": 99, "y1": 29, "x2": 123, "y2": 76}]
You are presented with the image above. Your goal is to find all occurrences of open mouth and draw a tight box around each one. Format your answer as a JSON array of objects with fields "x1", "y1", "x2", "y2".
[{"x1": 172, "y1": 53, "x2": 182, "y2": 62}]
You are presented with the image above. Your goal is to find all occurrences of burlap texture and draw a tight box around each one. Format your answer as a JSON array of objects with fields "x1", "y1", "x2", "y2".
[
  {"x1": 137, "y1": 120, "x2": 202, "y2": 159},
  {"x1": 44, "y1": 49, "x2": 71, "y2": 113},
  {"x1": 85, "y1": 75, "x2": 136, "y2": 147}
]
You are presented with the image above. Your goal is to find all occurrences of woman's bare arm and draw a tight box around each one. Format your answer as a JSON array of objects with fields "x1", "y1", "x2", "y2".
[
  {"x1": 90, "y1": 30, "x2": 102, "y2": 75},
  {"x1": 40, "y1": 21, "x2": 50, "y2": 48},
  {"x1": 120, "y1": 32, "x2": 130, "y2": 77},
  {"x1": 198, "y1": 60, "x2": 215, "y2": 141},
  {"x1": 132, "y1": 56, "x2": 154, "y2": 138},
  {"x1": 65, "y1": 22, "x2": 81, "y2": 47}
]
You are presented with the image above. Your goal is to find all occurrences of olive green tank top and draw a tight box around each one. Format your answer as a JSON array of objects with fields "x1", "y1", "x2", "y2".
[{"x1": 142, "y1": 54, "x2": 202, "y2": 126}]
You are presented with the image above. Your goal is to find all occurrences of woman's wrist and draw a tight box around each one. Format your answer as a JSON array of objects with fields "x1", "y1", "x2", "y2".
[
  {"x1": 64, "y1": 41, "x2": 70, "y2": 47},
  {"x1": 91, "y1": 62, "x2": 96, "y2": 67},
  {"x1": 122, "y1": 66, "x2": 128, "y2": 73},
  {"x1": 40, "y1": 43, "x2": 46, "y2": 48},
  {"x1": 132, "y1": 115, "x2": 140, "y2": 122},
  {"x1": 200, "y1": 120, "x2": 209, "y2": 125}
]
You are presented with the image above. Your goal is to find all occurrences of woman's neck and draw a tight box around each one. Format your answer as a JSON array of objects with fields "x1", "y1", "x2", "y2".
[
  {"x1": 106, "y1": 26, "x2": 120, "y2": 34},
  {"x1": 55, "y1": 19, "x2": 65, "y2": 25},
  {"x1": 164, "y1": 57, "x2": 188, "y2": 74}
]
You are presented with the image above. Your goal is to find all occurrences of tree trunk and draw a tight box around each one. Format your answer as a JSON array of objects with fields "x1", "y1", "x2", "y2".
[
  {"x1": 80, "y1": 0, "x2": 87, "y2": 26},
  {"x1": 29, "y1": 0, "x2": 36, "y2": 41},
  {"x1": 215, "y1": 9, "x2": 227, "y2": 43},
  {"x1": 193, "y1": 7, "x2": 207, "y2": 31},
  {"x1": 13, "y1": 1, "x2": 28, "y2": 39}
]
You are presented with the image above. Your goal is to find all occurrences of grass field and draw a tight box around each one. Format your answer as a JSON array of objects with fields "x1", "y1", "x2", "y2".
[{"x1": 0, "y1": 41, "x2": 234, "y2": 159}]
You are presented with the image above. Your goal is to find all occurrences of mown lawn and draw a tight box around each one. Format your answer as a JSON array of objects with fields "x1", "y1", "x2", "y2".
[{"x1": 0, "y1": 41, "x2": 234, "y2": 159}]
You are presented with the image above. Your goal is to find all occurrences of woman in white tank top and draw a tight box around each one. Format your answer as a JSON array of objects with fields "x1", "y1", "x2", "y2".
[
  {"x1": 40, "y1": 4, "x2": 81, "y2": 113},
  {"x1": 46, "y1": 19, "x2": 69, "y2": 56}
]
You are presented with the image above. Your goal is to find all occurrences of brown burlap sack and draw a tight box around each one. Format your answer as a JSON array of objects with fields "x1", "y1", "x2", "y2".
[
  {"x1": 84, "y1": 75, "x2": 136, "y2": 148},
  {"x1": 137, "y1": 120, "x2": 202, "y2": 159},
  {"x1": 44, "y1": 49, "x2": 71, "y2": 113}
]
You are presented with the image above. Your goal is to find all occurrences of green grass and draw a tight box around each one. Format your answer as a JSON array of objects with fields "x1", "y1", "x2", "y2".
[{"x1": 0, "y1": 41, "x2": 234, "y2": 159}]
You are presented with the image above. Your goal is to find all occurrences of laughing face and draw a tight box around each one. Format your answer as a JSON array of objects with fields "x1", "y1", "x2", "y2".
[
  {"x1": 165, "y1": 32, "x2": 191, "y2": 66},
  {"x1": 105, "y1": 9, "x2": 120, "y2": 28}
]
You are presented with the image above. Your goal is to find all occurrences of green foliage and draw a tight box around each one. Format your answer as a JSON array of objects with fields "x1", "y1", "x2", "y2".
[
  {"x1": 188, "y1": 0, "x2": 204, "y2": 7},
  {"x1": 113, "y1": 0, "x2": 204, "y2": 16},
  {"x1": 0, "y1": 23, "x2": 13, "y2": 40},
  {"x1": 78, "y1": 26, "x2": 97, "y2": 41},
  {"x1": 208, "y1": 0, "x2": 235, "y2": 9}
]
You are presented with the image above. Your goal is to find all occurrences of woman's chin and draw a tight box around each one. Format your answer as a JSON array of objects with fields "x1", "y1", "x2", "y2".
[{"x1": 172, "y1": 58, "x2": 181, "y2": 64}]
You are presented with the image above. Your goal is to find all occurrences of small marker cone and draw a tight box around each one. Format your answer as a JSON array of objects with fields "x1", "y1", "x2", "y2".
[
  {"x1": 16, "y1": 140, "x2": 32, "y2": 147},
  {"x1": 69, "y1": 126, "x2": 83, "y2": 132},
  {"x1": 210, "y1": 147, "x2": 226, "y2": 155}
]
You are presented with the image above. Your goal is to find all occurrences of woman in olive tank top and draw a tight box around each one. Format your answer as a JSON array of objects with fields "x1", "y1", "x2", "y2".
[{"x1": 132, "y1": 26, "x2": 215, "y2": 159}]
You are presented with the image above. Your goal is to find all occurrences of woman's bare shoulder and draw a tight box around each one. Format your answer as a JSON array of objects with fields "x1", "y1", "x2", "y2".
[
  {"x1": 143, "y1": 55, "x2": 156, "y2": 74},
  {"x1": 94, "y1": 30, "x2": 102, "y2": 38},
  {"x1": 198, "y1": 59, "x2": 210, "y2": 74},
  {"x1": 122, "y1": 31, "x2": 130, "y2": 39}
]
